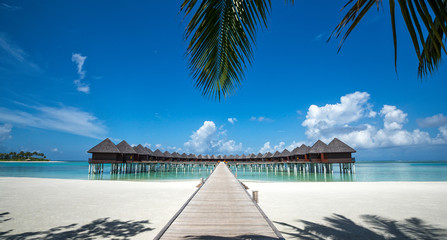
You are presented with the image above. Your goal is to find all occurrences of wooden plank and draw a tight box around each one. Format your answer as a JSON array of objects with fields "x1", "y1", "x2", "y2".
[{"x1": 155, "y1": 162, "x2": 284, "y2": 239}]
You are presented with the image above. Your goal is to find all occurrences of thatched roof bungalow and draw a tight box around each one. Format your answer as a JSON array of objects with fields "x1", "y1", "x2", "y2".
[
  {"x1": 133, "y1": 144, "x2": 150, "y2": 161},
  {"x1": 325, "y1": 138, "x2": 356, "y2": 163},
  {"x1": 88, "y1": 138, "x2": 121, "y2": 162},
  {"x1": 153, "y1": 149, "x2": 164, "y2": 160},
  {"x1": 308, "y1": 140, "x2": 328, "y2": 163},
  {"x1": 116, "y1": 140, "x2": 137, "y2": 162}
]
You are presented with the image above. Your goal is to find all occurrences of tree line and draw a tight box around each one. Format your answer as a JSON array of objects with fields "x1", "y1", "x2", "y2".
[{"x1": 0, "y1": 151, "x2": 49, "y2": 161}]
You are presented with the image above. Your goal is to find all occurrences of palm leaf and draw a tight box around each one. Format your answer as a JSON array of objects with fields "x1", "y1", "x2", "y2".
[
  {"x1": 330, "y1": 0, "x2": 446, "y2": 78},
  {"x1": 181, "y1": 0, "x2": 272, "y2": 100}
]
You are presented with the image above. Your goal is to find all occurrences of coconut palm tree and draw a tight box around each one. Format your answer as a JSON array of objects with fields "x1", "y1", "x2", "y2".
[{"x1": 181, "y1": 0, "x2": 446, "y2": 100}]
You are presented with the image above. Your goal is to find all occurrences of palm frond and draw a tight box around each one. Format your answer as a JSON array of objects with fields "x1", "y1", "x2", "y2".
[
  {"x1": 330, "y1": 0, "x2": 446, "y2": 78},
  {"x1": 181, "y1": 0, "x2": 271, "y2": 100}
]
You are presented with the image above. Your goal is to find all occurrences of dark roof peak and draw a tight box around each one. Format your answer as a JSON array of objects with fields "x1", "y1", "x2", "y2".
[
  {"x1": 326, "y1": 138, "x2": 356, "y2": 153},
  {"x1": 88, "y1": 138, "x2": 120, "y2": 153},
  {"x1": 116, "y1": 140, "x2": 137, "y2": 154},
  {"x1": 308, "y1": 140, "x2": 328, "y2": 153}
]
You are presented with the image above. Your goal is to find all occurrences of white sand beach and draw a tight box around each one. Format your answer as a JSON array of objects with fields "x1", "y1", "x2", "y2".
[{"x1": 0, "y1": 177, "x2": 446, "y2": 239}]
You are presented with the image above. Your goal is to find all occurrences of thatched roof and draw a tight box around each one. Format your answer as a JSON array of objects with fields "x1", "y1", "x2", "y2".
[
  {"x1": 308, "y1": 140, "x2": 328, "y2": 153},
  {"x1": 272, "y1": 151, "x2": 281, "y2": 158},
  {"x1": 163, "y1": 151, "x2": 172, "y2": 158},
  {"x1": 240, "y1": 154, "x2": 246, "y2": 159},
  {"x1": 153, "y1": 149, "x2": 164, "y2": 157},
  {"x1": 249, "y1": 153, "x2": 256, "y2": 159},
  {"x1": 172, "y1": 152, "x2": 181, "y2": 158},
  {"x1": 116, "y1": 140, "x2": 137, "y2": 154},
  {"x1": 256, "y1": 153, "x2": 263, "y2": 158},
  {"x1": 228, "y1": 155, "x2": 235, "y2": 159},
  {"x1": 144, "y1": 147, "x2": 155, "y2": 156},
  {"x1": 88, "y1": 138, "x2": 120, "y2": 153},
  {"x1": 263, "y1": 152, "x2": 273, "y2": 158},
  {"x1": 326, "y1": 138, "x2": 356, "y2": 153},
  {"x1": 210, "y1": 155, "x2": 216, "y2": 159},
  {"x1": 280, "y1": 149, "x2": 291, "y2": 157},
  {"x1": 296, "y1": 144, "x2": 310, "y2": 155},
  {"x1": 133, "y1": 144, "x2": 150, "y2": 155},
  {"x1": 181, "y1": 153, "x2": 188, "y2": 158},
  {"x1": 197, "y1": 154, "x2": 203, "y2": 159}
]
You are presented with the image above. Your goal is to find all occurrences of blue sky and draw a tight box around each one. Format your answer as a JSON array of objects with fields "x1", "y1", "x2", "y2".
[{"x1": 0, "y1": 1, "x2": 446, "y2": 161}]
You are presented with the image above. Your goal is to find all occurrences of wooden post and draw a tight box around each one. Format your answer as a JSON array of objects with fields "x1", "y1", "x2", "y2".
[{"x1": 252, "y1": 190, "x2": 258, "y2": 203}]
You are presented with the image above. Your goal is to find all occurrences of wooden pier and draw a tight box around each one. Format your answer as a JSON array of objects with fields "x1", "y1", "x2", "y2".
[{"x1": 155, "y1": 162, "x2": 284, "y2": 239}]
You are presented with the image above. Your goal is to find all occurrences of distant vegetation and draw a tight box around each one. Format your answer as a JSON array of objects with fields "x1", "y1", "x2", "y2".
[{"x1": 0, "y1": 151, "x2": 50, "y2": 161}]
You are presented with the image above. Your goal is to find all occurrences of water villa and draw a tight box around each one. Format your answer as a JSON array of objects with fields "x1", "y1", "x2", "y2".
[{"x1": 88, "y1": 138, "x2": 356, "y2": 175}]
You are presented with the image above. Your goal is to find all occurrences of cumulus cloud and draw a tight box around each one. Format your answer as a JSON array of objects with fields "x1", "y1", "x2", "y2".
[
  {"x1": 0, "y1": 103, "x2": 106, "y2": 139},
  {"x1": 259, "y1": 141, "x2": 285, "y2": 153},
  {"x1": 184, "y1": 121, "x2": 242, "y2": 154},
  {"x1": 227, "y1": 118, "x2": 237, "y2": 124},
  {"x1": 417, "y1": 114, "x2": 447, "y2": 128},
  {"x1": 72, "y1": 53, "x2": 90, "y2": 93},
  {"x1": 302, "y1": 92, "x2": 446, "y2": 148},
  {"x1": 250, "y1": 116, "x2": 272, "y2": 122},
  {"x1": 0, "y1": 123, "x2": 12, "y2": 141}
]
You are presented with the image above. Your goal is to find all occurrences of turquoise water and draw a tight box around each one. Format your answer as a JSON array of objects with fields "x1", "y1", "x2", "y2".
[{"x1": 0, "y1": 161, "x2": 446, "y2": 182}]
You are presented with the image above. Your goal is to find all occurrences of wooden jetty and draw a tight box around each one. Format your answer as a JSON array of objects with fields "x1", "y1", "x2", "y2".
[{"x1": 155, "y1": 162, "x2": 284, "y2": 240}]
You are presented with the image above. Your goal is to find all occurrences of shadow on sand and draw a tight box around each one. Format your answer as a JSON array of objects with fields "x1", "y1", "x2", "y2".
[
  {"x1": 274, "y1": 213, "x2": 447, "y2": 240},
  {"x1": 0, "y1": 212, "x2": 154, "y2": 240}
]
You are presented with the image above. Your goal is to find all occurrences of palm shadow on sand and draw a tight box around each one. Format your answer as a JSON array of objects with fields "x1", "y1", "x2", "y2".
[
  {"x1": 274, "y1": 213, "x2": 447, "y2": 240},
  {"x1": 0, "y1": 212, "x2": 154, "y2": 240}
]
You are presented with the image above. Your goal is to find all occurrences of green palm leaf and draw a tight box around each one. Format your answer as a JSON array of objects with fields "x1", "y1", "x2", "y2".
[
  {"x1": 181, "y1": 0, "x2": 272, "y2": 100},
  {"x1": 330, "y1": 0, "x2": 446, "y2": 78}
]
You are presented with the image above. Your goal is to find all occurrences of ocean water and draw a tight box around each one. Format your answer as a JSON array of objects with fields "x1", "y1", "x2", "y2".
[{"x1": 0, "y1": 161, "x2": 446, "y2": 182}]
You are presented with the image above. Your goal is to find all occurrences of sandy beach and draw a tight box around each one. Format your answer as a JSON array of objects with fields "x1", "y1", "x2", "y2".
[{"x1": 0, "y1": 177, "x2": 446, "y2": 239}]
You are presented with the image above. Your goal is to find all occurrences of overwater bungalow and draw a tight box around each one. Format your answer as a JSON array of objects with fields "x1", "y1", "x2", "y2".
[
  {"x1": 325, "y1": 138, "x2": 356, "y2": 163},
  {"x1": 279, "y1": 149, "x2": 291, "y2": 162},
  {"x1": 308, "y1": 140, "x2": 328, "y2": 163},
  {"x1": 249, "y1": 153, "x2": 256, "y2": 161},
  {"x1": 144, "y1": 147, "x2": 155, "y2": 161},
  {"x1": 255, "y1": 153, "x2": 263, "y2": 161},
  {"x1": 133, "y1": 144, "x2": 150, "y2": 161},
  {"x1": 164, "y1": 151, "x2": 173, "y2": 161},
  {"x1": 88, "y1": 138, "x2": 121, "y2": 163},
  {"x1": 272, "y1": 151, "x2": 281, "y2": 162},
  {"x1": 181, "y1": 153, "x2": 188, "y2": 160},
  {"x1": 289, "y1": 144, "x2": 310, "y2": 162},
  {"x1": 263, "y1": 152, "x2": 273, "y2": 161},
  {"x1": 171, "y1": 152, "x2": 181, "y2": 161},
  {"x1": 153, "y1": 149, "x2": 164, "y2": 161},
  {"x1": 116, "y1": 140, "x2": 137, "y2": 162}
]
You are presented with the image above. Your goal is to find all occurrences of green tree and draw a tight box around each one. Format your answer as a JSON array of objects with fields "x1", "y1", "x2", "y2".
[{"x1": 181, "y1": 0, "x2": 446, "y2": 100}]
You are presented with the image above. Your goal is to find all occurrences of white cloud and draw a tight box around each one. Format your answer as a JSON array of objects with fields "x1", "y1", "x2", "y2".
[
  {"x1": 227, "y1": 118, "x2": 237, "y2": 124},
  {"x1": 0, "y1": 123, "x2": 12, "y2": 141},
  {"x1": 155, "y1": 144, "x2": 162, "y2": 149},
  {"x1": 0, "y1": 33, "x2": 40, "y2": 71},
  {"x1": 184, "y1": 121, "x2": 242, "y2": 154},
  {"x1": 417, "y1": 114, "x2": 447, "y2": 128},
  {"x1": 52, "y1": 148, "x2": 59, "y2": 152},
  {"x1": 250, "y1": 116, "x2": 272, "y2": 122},
  {"x1": 71, "y1": 53, "x2": 90, "y2": 93},
  {"x1": 302, "y1": 92, "x2": 445, "y2": 148},
  {"x1": 259, "y1": 141, "x2": 285, "y2": 153},
  {"x1": 0, "y1": 103, "x2": 106, "y2": 139}
]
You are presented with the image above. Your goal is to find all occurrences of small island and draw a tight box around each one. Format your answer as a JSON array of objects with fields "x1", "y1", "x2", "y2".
[{"x1": 0, "y1": 151, "x2": 50, "y2": 161}]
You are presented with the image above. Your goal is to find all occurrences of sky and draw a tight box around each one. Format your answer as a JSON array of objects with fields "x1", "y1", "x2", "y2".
[{"x1": 0, "y1": 1, "x2": 446, "y2": 161}]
